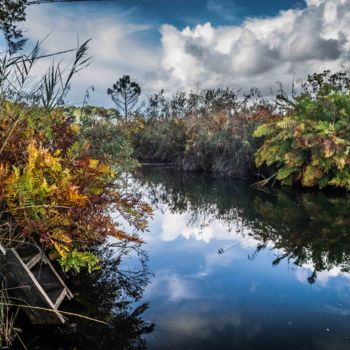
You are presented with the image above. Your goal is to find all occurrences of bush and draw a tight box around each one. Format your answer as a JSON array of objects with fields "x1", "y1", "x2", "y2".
[
  {"x1": 254, "y1": 71, "x2": 350, "y2": 190},
  {"x1": 0, "y1": 101, "x2": 152, "y2": 273},
  {"x1": 133, "y1": 92, "x2": 274, "y2": 178}
]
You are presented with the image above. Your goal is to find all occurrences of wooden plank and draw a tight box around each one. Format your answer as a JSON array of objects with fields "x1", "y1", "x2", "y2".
[
  {"x1": 0, "y1": 248, "x2": 65, "y2": 324},
  {"x1": 14, "y1": 239, "x2": 73, "y2": 301},
  {"x1": 54, "y1": 289, "x2": 67, "y2": 309},
  {"x1": 0, "y1": 243, "x2": 6, "y2": 255},
  {"x1": 1, "y1": 238, "x2": 74, "y2": 324},
  {"x1": 40, "y1": 254, "x2": 74, "y2": 300},
  {"x1": 26, "y1": 252, "x2": 44, "y2": 270}
]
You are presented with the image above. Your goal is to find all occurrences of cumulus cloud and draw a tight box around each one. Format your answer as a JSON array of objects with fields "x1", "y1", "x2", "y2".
[
  {"x1": 156, "y1": 0, "x2": 350, "y2": 93},
  {"x1": 159, "y1": 210, "x2": 259, "y2": 247},
  {"x1": 16, "y1": 0, "x2": 350, "y2": 105}
]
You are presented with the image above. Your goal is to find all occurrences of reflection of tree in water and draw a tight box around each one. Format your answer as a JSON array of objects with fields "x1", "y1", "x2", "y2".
[
  {"x1": 139, "y1": 166, "x2": 350, "y2": 283},
  {"x1": 16, "y1": 242, "x2": 154, "y2": 349},
  {"x1": 139, "y1": 166, "x2": 252, "y2": 232},
  {"x1": 249, "y1": 192, "x2": 350, "y2": 283}
]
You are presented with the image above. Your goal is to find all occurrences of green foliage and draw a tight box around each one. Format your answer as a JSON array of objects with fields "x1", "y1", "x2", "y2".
[
  {"x1": 132, "y1": 88, "x2": 274, "y2": 178},
  {"x1": 254, "y1": 71, "x2": 350, "y2": 190},
  {"x1": 252, "y1": 123, "x2": 274, "y2": 137},
  {"x1": 55, "y1": 250, "x2": 100, "y2": 274},
  {"x1": 67, "y1": 105, "x2": 139, "y2": 173},
  {"x1": 0, "y1": 0, "x2": 27, "y2": 52},
  {"x1": 0, "y1": 102, "x2": 152, "y2": 273},
  {"x1": 107, "y1": 75, "x2": 141, "y2": 120}
]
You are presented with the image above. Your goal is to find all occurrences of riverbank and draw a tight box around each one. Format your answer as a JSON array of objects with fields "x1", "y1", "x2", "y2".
[{"x1": 132, "y1": 71, "x2": 350, "y2": 190}]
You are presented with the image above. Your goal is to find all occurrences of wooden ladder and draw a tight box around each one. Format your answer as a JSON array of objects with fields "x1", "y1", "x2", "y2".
[{"x1": 0, "y1": 240, "x2": 73, "y2": 324}]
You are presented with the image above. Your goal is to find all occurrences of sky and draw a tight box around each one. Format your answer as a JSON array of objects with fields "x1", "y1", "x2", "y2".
[{"x1": 14, "y1": 0, "x2": 350, "y2": 106}]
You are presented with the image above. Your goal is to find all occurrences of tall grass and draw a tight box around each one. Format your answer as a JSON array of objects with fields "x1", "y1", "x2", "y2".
[
  {"x1": 133, "y1": 89, "x2": 275, "y2": 178},
  {"x1": 0, "y1": 283, "x2": 19, "y2": 349}
]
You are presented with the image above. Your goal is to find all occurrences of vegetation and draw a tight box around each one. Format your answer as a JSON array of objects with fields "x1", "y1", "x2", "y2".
[
  {"x1": 0, "y1": 2, "x2": 152, "y2": 278},
  {"x1": 254, "y1": 71, "x2": 350, "y2": 190},
  {"x1": 0, "y1": 283, "x2": 18, "y2": 348},
  {"x1": 132, "y1": 88, "x2": 273, "y2": 178},
  {"x1": 0, "y1": 3, "x2": 154, "y2": 347},
  {"x1": 68, "y1": 105, "x2": 140, "y2": 172},
  {"x1": 0, "y1": 100, "x2": 151, "y2": 274},
  {"x1": 0, "y1": 0, "x2": 27, "y2": 53},
  {"x1": 2, "y1": 0, "x2": 350, "y2": 346},
  {"x1": 107, "y1": 75, "x2": 141, "y2": 121},
  {"x1": 128, "y1": 70, "x2": 350, "y2": 190}
]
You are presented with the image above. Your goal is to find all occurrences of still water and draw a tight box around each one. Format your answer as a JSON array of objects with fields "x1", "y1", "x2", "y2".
[{"x1": 19, "y1": 166, "x2": 350, "y2": 349}]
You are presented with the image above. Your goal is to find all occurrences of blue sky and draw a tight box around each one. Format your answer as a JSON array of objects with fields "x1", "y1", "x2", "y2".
[
  {"x1": 96, "y1": 0, "x2": 305, "y2": 29},
  {"x1": 20, "y1": 0, "x2": 350, "y2": 106},
  {"x1": 52, "y1": 0, "x2": 306, "y2": 51}
]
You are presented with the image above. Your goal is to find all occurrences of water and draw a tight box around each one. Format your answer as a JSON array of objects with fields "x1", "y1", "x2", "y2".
[
  {"x1": 138, "y1": 166, "x2": 350, "y2": 350},
  {"x1": 17, "y1": 166, "x2": 350, "y2": 349}
]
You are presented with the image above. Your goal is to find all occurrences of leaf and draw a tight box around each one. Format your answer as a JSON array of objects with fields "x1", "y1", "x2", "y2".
[
  {"x1": 276, "y1": 166, "x2": 296, "y2": 180},
  {"x1": 276, "y1": 117, "x2": 296, "y2": 129},
  {"x1": 67, "y1": 185, "x2": 88, "y2": 206},
  {"x1": 253, "y1": 124, "x2": 274, "y2": 138},
  {"x1": 50, "y1": 229, "x2": 72, "y2": 258},
  {"x1": 89, "y1": 159, "x2": 99, "y2": 169}
]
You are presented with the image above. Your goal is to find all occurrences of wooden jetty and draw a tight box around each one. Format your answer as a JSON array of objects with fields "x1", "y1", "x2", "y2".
[{"x1": 0, "y1": 240, "x2": 73, "y2": 324}]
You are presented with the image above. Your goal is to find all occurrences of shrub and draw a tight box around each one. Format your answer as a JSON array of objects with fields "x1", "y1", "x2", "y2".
[
  {"x1": 0, "y1": 101, "x2": 152, "y2": 272},
  {"x1": 254, "y1": 71, "x2": 350, "y2": 190}
]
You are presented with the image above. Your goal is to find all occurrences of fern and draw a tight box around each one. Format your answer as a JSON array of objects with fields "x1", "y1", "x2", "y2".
[
  {"x1": 253, "y1": 123, "x2": 274, "y2": 137},
  {"x1": 276, "y1": 117, "x2": 296, "y2": 130},
  {"x1": 50, "y1": 229, "x2": 72, "y2": 258}
]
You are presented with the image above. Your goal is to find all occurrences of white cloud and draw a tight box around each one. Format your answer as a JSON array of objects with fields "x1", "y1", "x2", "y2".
[
  {"x1": 159, "y1": 210, "x2": 259, "y2": 247},
  {"x1": 295, "y1": 262, "x2": 350, "y2": 286},
  {"x1": 16, "y1": 0, "x2": 350, "y2": 105},
  {"x1": 24, "y1": 4, "x2": 160, "y2": 106},
  {"x1": 144, "y1": 269, "x2": 197, "y2": 301},
  {"x1": 156, "y1": 0, "x2": 350, "y2": 94},
  {"x1": 159, "y1": 312, "x2": 241, "y2": 340}
]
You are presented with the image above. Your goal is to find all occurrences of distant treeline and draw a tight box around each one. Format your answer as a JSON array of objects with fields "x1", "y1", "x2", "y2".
[{"x1": 100, "y1": 70, "x2": 350, "y2": 190}]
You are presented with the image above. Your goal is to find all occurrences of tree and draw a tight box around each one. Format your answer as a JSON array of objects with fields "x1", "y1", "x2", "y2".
[
  {"x1": 0, "y1": 0, "x2": 27, "y2": 53},
  {"x1": 0, "y1": 0, "x2": 96, "y2": 53},
  {"x1": 107, "y1": 75, "x2": 141, "y2": 120}
]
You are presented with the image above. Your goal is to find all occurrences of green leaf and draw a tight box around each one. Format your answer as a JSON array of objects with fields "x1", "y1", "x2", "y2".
[
  {"x1": 276, "y1": 166, "x2": 296, "y2": 180},
  {"x1": 253, "y1": 124, "x2": 274, "y2": 138}
]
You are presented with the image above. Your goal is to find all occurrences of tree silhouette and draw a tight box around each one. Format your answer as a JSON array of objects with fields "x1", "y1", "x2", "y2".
[
  {"x1": 0, "y1": 0, "x2": 101, "y2": 53},
  {"x1": 107, "y1": 75, "x2": 141, "y2": 120},
  {"x1": 0, "y1": 0, "x2": 27, "y2": 53}
]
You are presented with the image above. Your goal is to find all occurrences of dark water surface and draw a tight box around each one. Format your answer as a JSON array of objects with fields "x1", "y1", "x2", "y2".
[
  {"x1": 18, "y1": 166, "x2": 350, "y2": 349},
  {"x1": 137, "y1": 167, "x2": 350, "y2": 350}
]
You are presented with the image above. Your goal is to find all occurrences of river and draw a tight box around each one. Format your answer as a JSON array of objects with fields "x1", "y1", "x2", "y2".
[{"x1": 17, "y1": 166, "x2": 350, "y2": 349}]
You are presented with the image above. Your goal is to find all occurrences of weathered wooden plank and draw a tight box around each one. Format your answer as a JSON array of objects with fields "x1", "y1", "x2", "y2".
[
  {"x1": 26, "y1": 252, "x2": 44, "y2": 270},
  {"x1": 54, "y1": 289, "x2": 68, "y2": 309},
  {"x1": 0, "y1": 248, "x2": 65, "y2": 324},
  {"x1": 0, "y1": 241, "x2": 74, "y2": 324}
]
